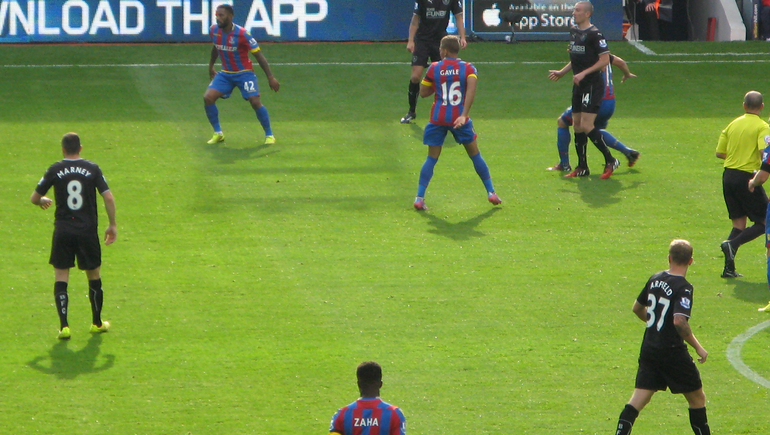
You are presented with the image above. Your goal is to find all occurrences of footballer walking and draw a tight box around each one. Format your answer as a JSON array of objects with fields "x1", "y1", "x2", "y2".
[
  {"x1": 31, "y1": 133, "x2": 117, "y2": 340},
  {"x1": 613, "y1": 239, "x2": 710, "y2": 435}
]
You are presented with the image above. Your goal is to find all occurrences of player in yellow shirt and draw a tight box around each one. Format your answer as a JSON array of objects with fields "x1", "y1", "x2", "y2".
[{"x1": 716, "y1": 91, "x2": 770, "y2": 278}]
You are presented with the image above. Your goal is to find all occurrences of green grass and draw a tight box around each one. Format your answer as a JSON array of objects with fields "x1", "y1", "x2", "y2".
[{"x1": 2, "y1": 40, "x2": 770, "y2": 434}]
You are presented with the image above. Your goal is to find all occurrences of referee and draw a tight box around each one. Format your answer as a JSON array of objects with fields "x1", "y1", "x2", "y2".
[
  {"x1": 716, "y1": 91, "x2": 770, "y2": 278},
  {"x1": 401, "y1": 0, "x2": 466, "y2": 124}
]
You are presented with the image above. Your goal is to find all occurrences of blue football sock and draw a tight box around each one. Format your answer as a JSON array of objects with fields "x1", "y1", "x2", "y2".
[
  {"x1": 205, "y1": 104, "x2": 221, "y2": 133},
  {"x1": 255, "y1": 105, "x2": 273, "y2": 136},
  {"x1": 417, "y1": 156, "x2": 438, "y2": 197},
  {"x1": 557, "y1": 126, "x2": 571, "y2": 166},
  {"x1": 470, "y1": 152, "x2": 495, "y2": 193},
  {"x1": 601, "y1": 130, "x2": 631, "y2": 156}
]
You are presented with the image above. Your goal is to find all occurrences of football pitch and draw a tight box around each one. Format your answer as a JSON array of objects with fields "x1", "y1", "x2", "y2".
[{"x1": 2, "y1": 40, "x2": 770, "y2": 434}]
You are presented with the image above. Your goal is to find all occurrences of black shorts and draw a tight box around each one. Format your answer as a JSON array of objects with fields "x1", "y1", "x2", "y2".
[
  {"x1": 635, "y1": 347, "x2": 702, "y2": 394},
  {"x1": 412, "y1": 39, "x2": 441, "y2": 68},
  {"x1": 723, "y1": 168, "x2": 768, "y2": 222},
  {"x1": 49, "y1": 229, "x2": 102, "y2": 270},
  {"x1": 571, "y1": 74, "x2": 605, "y2": 114}
]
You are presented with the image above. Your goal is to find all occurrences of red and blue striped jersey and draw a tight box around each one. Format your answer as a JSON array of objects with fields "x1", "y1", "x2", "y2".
[
  {"x1": 329, "y1": 397, "x2": 406, "y2": 435},
  {"x1": 210, "y1": 24, "x2": 260, "y2": 73},
  {"x1": 421, "y1": 57, "x2": 478, "y2": 126},
  {"x1": 602, "y1": 55, "x2": 615, "y2": 100}
]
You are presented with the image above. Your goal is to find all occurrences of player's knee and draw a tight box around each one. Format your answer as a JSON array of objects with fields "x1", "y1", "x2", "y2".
[
  {"x1": 557, "y1": 117, "x2": 569, "y2": 128},
  {"x1": 685, "y1": 389, "x2": 706, "y2": 408}
]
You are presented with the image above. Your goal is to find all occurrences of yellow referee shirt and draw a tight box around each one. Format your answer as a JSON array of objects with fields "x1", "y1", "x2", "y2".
[{"x1": 716, "y1": 113, "x2": 770, "y2": 172}]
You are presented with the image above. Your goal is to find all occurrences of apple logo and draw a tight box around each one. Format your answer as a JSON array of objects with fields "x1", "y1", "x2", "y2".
[{"x1": 483, "y1": 3, "x2": 502, "y2": 27}]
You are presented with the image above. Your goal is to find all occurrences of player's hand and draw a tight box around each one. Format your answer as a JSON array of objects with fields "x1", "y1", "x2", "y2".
[
  {"x1": 38, "y1": 196, "x2": 52, "y2": 210},
  {"x1": 572, "y1": 72, "x2": 585, "y2": 85},
  {"x1": 459, "y1": 37, "x2": 467, "y2": 49},
  {"x1": 696, "y1": 347, "x2": 708, "y2": 364},
  {"x1": 548, "y1": 70, "x2": 564, "y2": 81},
  {"x1": 209, "y1": 67, "x2": 217, "y2": 80},
  {"x1": 104, "y1": 225, "x2": 117, "y2": 245},
  {"x1": 621, "y1": 72, "x2": 637, "y2": 83},
  {"x1": 453, "y1": 115, "x2": 468, "y2": 128},
  {"x1": 645, "y1": 3, "x2": 655, "y2": 11},
  {"x1": 268, "y1": 76, "x2": 280, "y2": 92},
  {"x1": 406, "y1": 41, "x2": 415, "y2": 53},
  {"x1": 749, "y1": 179, "x2": 757, "y2": 192}
]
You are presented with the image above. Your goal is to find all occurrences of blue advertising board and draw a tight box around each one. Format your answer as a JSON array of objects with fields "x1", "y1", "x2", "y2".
[
  {"x1": 470, "y1": 0, "x2": 621, "y2": 41},
  {"x1": 0, "y1": 0, "x2": 413, "y2": 43},
  {"x1": 0, "y1": 0, "x2": 621, "y2": 43}
]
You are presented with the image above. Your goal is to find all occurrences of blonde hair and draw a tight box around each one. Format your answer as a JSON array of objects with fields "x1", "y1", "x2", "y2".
[
  {"x1": 440, "y1": 35, "x2": 461, "y2": 55},
  {"x1": 669, "y1": 239, "x2": 693, "y2": 265}
]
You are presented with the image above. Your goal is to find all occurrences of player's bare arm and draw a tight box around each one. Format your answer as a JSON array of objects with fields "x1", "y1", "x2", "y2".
[
  {"x1": 208, "y1": 46, "x2": 219, "y2": 79},
  {"x1": 454, "y1": 75, "x2": 477, "y2": 128},
  {"x1": 30, "y1": 191, "x2": 52, "y2": 210},
  {"x1": 611, "y1": 55, "x2": 636, "y2": 83},
  {"x1": 407, "y1": 14, "x2": 419, "y2": 53},
  {"x1": 674, "y1": 314, "x2": 708, "y2": 363},
  {"x1": 253, "y1": 51, "x2": 280, "y2": 92},
  {"x1": 419, "y1": 81, "x2": 434, "y2": 98},
  {"x1": 749, "y1": 170, "x2": 770, "y2": 192},
  {"x1": 573, "y1": 52, "x2": 610, "y2": 85},
  {"x1": 455, "y1": 12, "x2": 467, "y2": 48},
  {"x1": 102, "y1": 190, "x2": 117, "y2": 245},
  {"x1": 632, "y1": 300, "x2": 647, "y2": 322},
  {"x1": 549, "y1": 62, "x2": 572, "y2": 81},
  {"x1": 716, "y1": 152, "x2": 726, "y2": 159}
]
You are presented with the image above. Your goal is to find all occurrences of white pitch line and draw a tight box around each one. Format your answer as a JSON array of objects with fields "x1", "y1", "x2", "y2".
[
  {"x1": 726, "y1": 319, "x2": 770, "y2": 389},
  {"x1": 2, "y1": 55, "x2": 770, "y2": 69},
  {"x1": 629, "y1": 40, "x2": 656, "y2": 55},
  {"x1": 656, "y1": 52, "x2": 770, "y2": 56}
]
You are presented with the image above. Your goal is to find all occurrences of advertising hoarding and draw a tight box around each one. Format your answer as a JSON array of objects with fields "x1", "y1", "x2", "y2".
[{"x1": 0, "y1": 0, "x2": 622, "y2": 43}]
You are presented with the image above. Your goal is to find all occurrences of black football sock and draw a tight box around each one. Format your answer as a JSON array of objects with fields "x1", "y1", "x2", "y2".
[
  {"x1": 730, "y1": 223, "x2": 765, "y2": 251},
  {"x1": 88, "y1": 279, "x2": 104, "y2": 326},
  {"x1": 727, "y1": 228, "x2": 743, "y2": 241},
  {"x1": 615, "y1": 404, "x2": 639, "y2": 435},
  {"x1": 54, "y1": 281, "x2": 69, "y2": 329},
  {"x1": 408, "y1": 81, "x2": 419, "y2": 113},
  {"x1": 688, "y1": 407, "x2": 710, "y2": 435},
  {"x1": 587, "y1": 128, "x2": 614, "y2": 164},
  {"x1": 574, "y1": 132, "x2": 588, "y2": 168}
]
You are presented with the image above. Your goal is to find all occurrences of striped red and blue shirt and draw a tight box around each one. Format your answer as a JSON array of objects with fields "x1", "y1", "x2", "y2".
[
  {"x1": 210, "y1": 24, "x2": 260, "y2": 73},
  {"x1": 329, "y1": 397, "x2": 406, "y2": 435},
  {"x1": 603, "y1": 55, "x2": 615, "y2": 100},
  {"x1": 421, "y1": 57, "x2": 478, "y2": 126}
]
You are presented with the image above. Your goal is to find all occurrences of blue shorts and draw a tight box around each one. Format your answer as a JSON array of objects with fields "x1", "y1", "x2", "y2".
[
  {"x1": 560, "y1": 98, "x2": 615, "y2": 130},
  {"x1": 423, "y1": 121, "x2": 477, "y2": 146},
  {"x1": 208, "y1": 70, "x2": 260, "y2": 100}
]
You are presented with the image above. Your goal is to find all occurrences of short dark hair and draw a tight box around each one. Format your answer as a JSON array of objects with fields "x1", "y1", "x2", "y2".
[
  {"x1": 745, "y1": 91, "x2": 763, "y2": 110},
  {"x1": 217, "y1": 4, "x2": 234, "y2": 16},
  {"x1": 440, "y1": 35, "x2": 461, "y2": 55},
  {"x1": 61, "y1": 132, "x2": 81, "y2": 155},
  {"x1": 669, "y1": 239, "x2": 693, "y2": 266},
  {"x1": 356, "y1": 361, "x2": 382, "y2": 387},
  {"x1": 577, "y1": 1, "x2": 594, "y2": 14}
]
